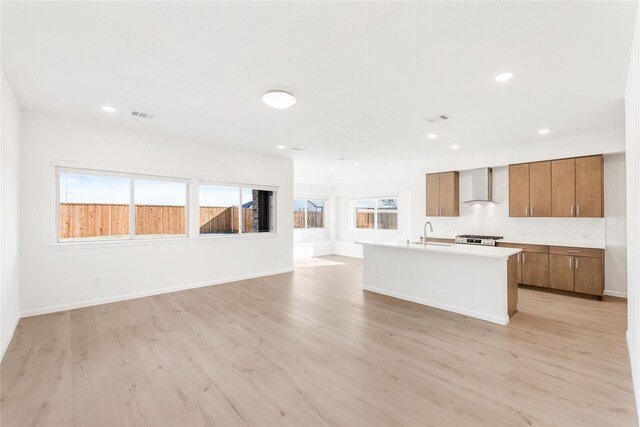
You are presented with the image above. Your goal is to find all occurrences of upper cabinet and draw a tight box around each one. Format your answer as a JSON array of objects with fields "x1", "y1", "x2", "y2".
[
  {"x1": 510, "y1": 155, "x2": 603, "y2": 218},
  {"x1": 509, "y1": 161, "x2": 551, "y2": 217},
  {"x1": 426, "y1": 171, "x2": 459, "y2": 216}
]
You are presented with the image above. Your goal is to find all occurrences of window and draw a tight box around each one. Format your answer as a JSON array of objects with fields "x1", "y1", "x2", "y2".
[
  {"x1": 57, "y1": 168, "x2": 188, "y2": 242},
  {"x1": 134, "y1": 179, "x2": 187, "y2": 237},
  {"x1": 199, "y1": 184, "x2": 276, "y2": 235},
  {"x1": 293, "y1": 198, "x2": 326, "y2": 229},
  {"x1": 353, "y1": 197, "x2": 398, "y2": 230}
]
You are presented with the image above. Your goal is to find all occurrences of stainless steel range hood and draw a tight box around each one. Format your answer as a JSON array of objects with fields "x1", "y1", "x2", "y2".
[{"x1": 463, "y1": 168, "x2": 493, "y2": 203}]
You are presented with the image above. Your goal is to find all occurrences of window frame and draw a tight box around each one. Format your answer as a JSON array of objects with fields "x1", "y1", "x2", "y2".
[
  {"x1": 198, "y1": 181, "x2": 278, "y2": 237},
  {"x1": 352, "y1": 196, "x2": 398, "y2": 231},
  {"x1": 293, "y1": 197, "x2": 327, "y2": 229},
  {"x1": 56, "y1": 167, "x2": 190, "y2": 243}
]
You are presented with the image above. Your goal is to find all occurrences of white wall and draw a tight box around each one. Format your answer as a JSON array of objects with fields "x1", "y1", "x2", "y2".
[
  {"x1": 605, "y1": 153, "x2": 628, "y2": 298},
  {"x1": 293, "y1": 182, "x2": 334, "y2": 259},
  {"x1": 625, "y1": 5, "x2": 640, "y2": 420},
  {"x1": 1, "y1": 71, "x2": 22, "y2": 359},
  {"x1": 20, "y1": 111, "x2": 293, "y2": 316}
]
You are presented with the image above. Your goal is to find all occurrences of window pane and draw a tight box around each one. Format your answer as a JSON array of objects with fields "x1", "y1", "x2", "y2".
[
  {"x1": 354, "y1": 199, "x2": 375, "y2": 229},
  {"x1": 307, "y1": 200, "x2": 325, "y2": 228},
  {"x1": 293, "y1": 199, "x2": 306, "y2": 229},
  {"x1": 242, "y1": 188, "x2": 275, "y2": 233},
  {"x1": 134, "y1": 179, "x2": 186, "y2": 236},
  {"x1": 377, "y1": 198, "x2": 398, "y2": 230},
  {"x1": 59, "y1": 172, "x2": 130, "y2": 240},
  {"x1": 199, "y1": 185, "x2": 240, "y2": 234}
]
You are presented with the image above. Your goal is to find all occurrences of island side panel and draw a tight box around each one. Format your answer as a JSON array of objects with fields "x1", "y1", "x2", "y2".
[
  {"x1": 362, "y1": 244, "x2": 509, "y2": 325},
  {"x1": 507, "y1": 254, "x2": 519, "y2": 318}
]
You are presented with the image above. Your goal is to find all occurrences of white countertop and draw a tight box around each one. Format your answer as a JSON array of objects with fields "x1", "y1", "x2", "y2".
[
  {"x1": 425, "y1": 234, "x2": 606, "y2": 250},
  {"x1": 357, "y1": 240, "x2": 521, "y2": 259}
]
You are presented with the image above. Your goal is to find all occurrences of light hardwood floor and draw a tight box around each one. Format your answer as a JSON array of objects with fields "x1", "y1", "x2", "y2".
[{"x1": 1, "y1": 256, "x2": 636, "y2": 426}]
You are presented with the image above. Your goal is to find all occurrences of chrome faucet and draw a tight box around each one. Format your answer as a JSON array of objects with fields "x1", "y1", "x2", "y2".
[{"x1": 423, "y1": 221, "x2": 433, "y2": 247}]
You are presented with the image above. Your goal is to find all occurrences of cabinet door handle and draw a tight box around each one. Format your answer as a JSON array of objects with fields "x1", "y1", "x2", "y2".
[
  {"x1": 517, "y1": 253, "x2": 520, "y2": 263},
  {"x1": 571, "y1": 205, "x2": 574, "y2": 216},
  {"x1": 569, "y1": 257, "x2": 572, "y2": 269},
  {"x1": 577, "y1": 206, "x2": 581, "y2": 216},
  {"x1": 568, "y1": 250, "x2": 581, "y2": 253},
  {"x1": 522, "y1": 254, "x2": 526, "y2": 263},
  {"x1": 575, "y1": 258, "x2": 579, "y2": 269},
  {"x1": 525, "y1": 206, "x2": 529, "y2": 216},
  {"x1": 530, "y1": 206, "x2": 534, "y2": 216}
]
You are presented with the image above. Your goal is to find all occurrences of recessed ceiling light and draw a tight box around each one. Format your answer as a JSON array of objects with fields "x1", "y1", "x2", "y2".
[
  {"x1": 101, "y1": 105, "x2": 116, "y2": 112},
  {"x1": 277, "y1": 144, "x2": 286, "y2": 150},
  {"x1": 261, "y1": 90, "x2": 296, "y2": 109},
  {"x1": 450, "y1": 145, "x2": 461, "y2": 150},
  {"x1": 329, "y1": 167, "x2": 335, "y2": 170},
  {"x1": 353, "y1": 162, "x2": 360, "y2": 166},
  {"x1": 538, "y1": 128, "x2": 552, "y2": 135},
  {"x1": 427, "y1": 133, "x2": 439, "y2": 139},
  {"x1": 494, "y1": 72, "x2": 514, "y2": 82}
]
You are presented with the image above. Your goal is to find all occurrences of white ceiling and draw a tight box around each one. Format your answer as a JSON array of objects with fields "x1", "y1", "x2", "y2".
[{"x1": 1, "y1": 1, "x2": 636, "y2": 184}]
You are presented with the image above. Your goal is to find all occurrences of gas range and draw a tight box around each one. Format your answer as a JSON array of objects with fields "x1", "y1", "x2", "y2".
[{"x1": 455, "y1": 234, "x2": 503, "y2": 246}]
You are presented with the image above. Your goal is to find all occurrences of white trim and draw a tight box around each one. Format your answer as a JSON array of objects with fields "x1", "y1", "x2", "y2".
[
  {"x1": 1, "y1": 315, "x2": 20, "y2": 363},
  {"x1": 21, "y1": 268, "x2": 295, "y2": 318},
  {"x1": 363, "y1": 286, "x2": 510, "y2": 325},
  {"x1": 604, "y1": 290, "x2": 628, "y2": 298}
]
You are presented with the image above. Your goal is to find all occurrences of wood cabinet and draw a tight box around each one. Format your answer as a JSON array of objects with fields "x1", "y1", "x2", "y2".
[
  {"x1": 521, "y1": 252, "x2": 549, "y2": 288},
  {"x1": 549, "y1": 255, "x2": 574, "y2": 291},
  {"x1": 511, "y1": 155, "x2": 603, "y2": 218},
  {"x1": 551, "y1": 158, "x2": 576, "y2": 217},
  {"x1": 508, "y1": 161, "x2": 551, "y2": 217},
  {"x1": 497, "y1": 242, "x2": 604, "y2": 297},
  {"x1": 425, "y1": 171, "x2": 459, "y2": 217},
  {"x1": 509, "y1": 164, "x2": 530, "y2": 217},
  {"x1": 575, "y1": 156, "x2": 604, "y2": 217},
  {"x1": 548, "y1": 246, "x2": 604, "y2": 296}
]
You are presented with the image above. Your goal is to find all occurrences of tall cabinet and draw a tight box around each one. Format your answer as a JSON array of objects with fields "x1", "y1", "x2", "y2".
[{"x1": 426, "y1": 171, "x2": 459, "y2": 217}]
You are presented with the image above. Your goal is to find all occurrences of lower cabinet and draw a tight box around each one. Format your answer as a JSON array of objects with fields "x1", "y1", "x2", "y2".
[
  {"x1": 549, "y1": 247, "x2": 604, "y2": 296},
  {"x1": 497, "y1": 243, "x2": 605, "y2": 297},
  {"x1": 521, "y1": 252, "x2": 549, "y2": 288}
]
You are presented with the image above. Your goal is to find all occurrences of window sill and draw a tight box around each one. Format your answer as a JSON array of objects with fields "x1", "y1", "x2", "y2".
[
  {"x1": 195, "y1": 233, "x2": 280, "y2": 242},
  {"x1": 51, "y1": 232, "x2": 281, "y2": 250},
  {"x1": 51, "y1": 236, "x2": 193, "y2": 250}
]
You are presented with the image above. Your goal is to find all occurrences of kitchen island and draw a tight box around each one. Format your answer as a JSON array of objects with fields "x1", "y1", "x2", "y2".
[{"x1": 358, "y1": 241, "x2": 522, "y2": 325}]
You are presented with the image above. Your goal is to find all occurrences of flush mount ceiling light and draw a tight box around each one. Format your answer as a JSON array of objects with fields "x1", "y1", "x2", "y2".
[
  {"x1": 450, "y1": 144, "x2": 461, "y2": 150},
  {"x1": 277, "y1": 144, "x2": 286, "y2": 150},
  {"x1": 101, "y1": 105, "x2": 116, "y2": 112},
  {"x1": 353, "y1": 162, "x2": 360, "y2": 166},
  {"x1": 329, "y1": 167, "x2": 335, "y2": 170},
  {"x1": 494, "y1": 72, "x2": 514, "y2": 82},
  {"x1": 261, "y1": 90, "x2": 296, "y2": 109},
  {"x1": 427, "y1": 133, "x2": 439, "y2": 139},
  {"x1": 538, "y1": 128, "x2": 552, "y2": 135}
]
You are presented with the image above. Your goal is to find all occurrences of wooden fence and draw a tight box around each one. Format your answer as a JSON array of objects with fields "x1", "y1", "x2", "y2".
[
  {"x1": 355, "y1": 212, "x2": 397, "y2": 229},
  {"x1": 293, "y1": 211, "x2": 324, "y2": 228},
  {"x1": 59, "y1": 203, "x2": 254, "y2": 238}
]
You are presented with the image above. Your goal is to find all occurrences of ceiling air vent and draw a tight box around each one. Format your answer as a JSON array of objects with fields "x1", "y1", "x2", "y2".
[
  {"x1": 131, "y1": 111, "x2": 155, "y2": 120},
  {"x1": 290, "y1": 147, "x2": 305, "y2": 152},
  {"x1": 424, "y1": 113, "x2": 451, "y2": 124}
]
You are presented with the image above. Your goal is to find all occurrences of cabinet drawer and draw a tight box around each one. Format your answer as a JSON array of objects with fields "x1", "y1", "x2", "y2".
[
  {"x1": 496, "y1": 242, "x2": 549, "y2": 254},
  {"x1": 549, "y1": 246, "x2": 603, "y2": 258}
]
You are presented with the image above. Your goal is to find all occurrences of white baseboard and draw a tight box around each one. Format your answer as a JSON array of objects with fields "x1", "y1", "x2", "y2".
[
  {"x1": 21, "y1": 268, "x2": 294, "y2": 318},
  {"x1": 363, "y1": 285, "x2": 509, "y2": 326},
  {"x1": 604, "y1": 290, "x2": 628, "y2": 298},
  {"x1": 1, "y1": 314, "x2": 21, "y2": 362}
]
